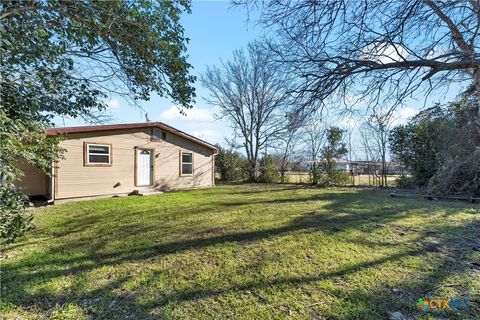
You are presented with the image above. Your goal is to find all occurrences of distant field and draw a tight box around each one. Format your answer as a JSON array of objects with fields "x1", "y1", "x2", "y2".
[{"x1": 285, "y1": 172, "x2": 400, "y2": 186}]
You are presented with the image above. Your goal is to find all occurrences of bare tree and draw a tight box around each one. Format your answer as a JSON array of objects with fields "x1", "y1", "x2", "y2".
[
  {"x1": 367, "y1": 111, "x2": 395, "y2": 187},
  {"x1": 359, "y1": 122, "x2": 380, "y2": 186},
  {"x1": 273, "y1": 125, "x2": 302, "y2": 183},
  {"x1": 343, "y1": 121, "x2": 356, "y2": 186},
  {"x1": 234, "y1": 0, "x2": 480, "y2": 135},
  {"x1": 201, "y1": 42, "x2": 292, "y2": 181},
  {"x1": 302, "y1": 116, "x2": 326, "y2": 185}
]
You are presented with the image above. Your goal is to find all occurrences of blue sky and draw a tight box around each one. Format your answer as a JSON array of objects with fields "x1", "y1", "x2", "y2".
[{"x1": 55, "y1": 0, "x2": 467, "y2": 158}]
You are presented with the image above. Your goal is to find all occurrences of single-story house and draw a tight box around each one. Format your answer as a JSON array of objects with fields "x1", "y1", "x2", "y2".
[{"x1": 15, "y1": 122, "x2": 218, "y2": 201}]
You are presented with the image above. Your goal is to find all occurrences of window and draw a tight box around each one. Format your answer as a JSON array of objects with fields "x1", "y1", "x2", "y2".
[
  {"x1": 181, "y1": 152, "x2": 193, "y2": 175},
  {"x1": 152, "y1": 128, "x2": 167, "y2": 140},
  {"x1": 85, "y1": 143, "x2": 111, "y2": 165}
]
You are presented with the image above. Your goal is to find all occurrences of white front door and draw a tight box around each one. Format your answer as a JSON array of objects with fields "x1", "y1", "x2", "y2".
[{"x1": 137, "y1": 149, "x2": 152, "y2": 186}]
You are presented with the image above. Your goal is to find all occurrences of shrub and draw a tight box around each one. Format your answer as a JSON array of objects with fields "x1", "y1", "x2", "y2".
[
  {"x1": 334, "y1": 172, "x2": 351, "y2": 186},
  {"x1": 308, "y1": 165, "x2": 322, "y2": 185},
  {"x1": 258, "y1": 155, "x2": 280, "y2": 183},
  {"x1": 389, "y1": 87, "x2": 479, "y2": 196},
  {"x1": 428, "y1": 149, "x2": 480, "y2": 196},
  {"x1": 215, "y1": 148, "x2": 248, "y2": 181},
  {"x1": 395, "y1": 175, "x2": 416, "y2": 189},
  {"x1": 0, "y1": 186, "x2": 33, "y2": 242},
  {"x1": 315, "y1": 171, "x2": 349, "y2": 187}
]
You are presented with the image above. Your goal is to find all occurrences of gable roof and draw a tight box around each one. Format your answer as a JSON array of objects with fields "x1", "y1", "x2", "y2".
[{"x1": 46, "y1": 122, "x2": 218, "y2": 152}]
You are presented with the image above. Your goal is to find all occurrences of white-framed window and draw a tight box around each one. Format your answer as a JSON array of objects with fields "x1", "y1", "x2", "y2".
[
  {"x1": 85, "y1": 143, "x2": 112, "y2": 166},
  {"x1": 180, "y1": 151, "x2": 193, "y2": 175}
]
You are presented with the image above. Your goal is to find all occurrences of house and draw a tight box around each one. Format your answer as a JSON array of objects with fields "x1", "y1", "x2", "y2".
[
  {"x1": 15, "y1": 122, "x2": 218, "y2": 201},
  {"x1": 335, "y1": 159, "x2": 350, "y2": 172}
]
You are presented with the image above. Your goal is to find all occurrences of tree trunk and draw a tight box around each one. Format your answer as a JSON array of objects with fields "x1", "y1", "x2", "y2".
[
  {"x1": 248, "y1": 159, "x2": 257, "y2": 182},
  {"x1": 474, "y1": 68, "x2": 480, "y2": 140}
]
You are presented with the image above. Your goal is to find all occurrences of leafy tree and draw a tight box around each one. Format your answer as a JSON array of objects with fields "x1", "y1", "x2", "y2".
[
  {"x1": 390, "y1": 87, "x2": 480, "y2": 196},
  {"x1": 428, "y1": 88, "x2": 480, "y2": 196},
  {"x1": 319, "y1": 127, "x2": 348, "y2": 187},
  {"x1": 389, "y1": 106, "x2": 446, "y2": 186},
  {"x1": 215, "y1": 146, "x2": 248, "y2": 182},
  {"x1": 1, "y1": 0, "x2": 195, "y2": 241},
  {"x1": 258, "y1": 155, "x2": 280, "y2": 183},
  {"x1": 0, "y1": 185, "x2": 32, "y2": 242}
]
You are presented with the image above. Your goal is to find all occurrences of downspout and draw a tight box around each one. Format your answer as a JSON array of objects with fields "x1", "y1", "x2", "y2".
[{"x1": 48, "y1": 161, "x2": 55, "y2": 204}]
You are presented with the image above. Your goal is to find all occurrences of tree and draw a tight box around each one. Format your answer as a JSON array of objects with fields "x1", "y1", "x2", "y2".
[
  {"x1": 389, "y1": 106, "x2": 446, "y2": 186},
  {"x1": 390, "y1": 87, "x2": 480, "y2": 195},
  {"x1": 359, "y1": 122, "x2": 380, "y2": 186},
  {"x1": 258, "y1": 155, "x2": 280, "y2": 183},
  {"x1": 430, "y1": 87, "x2": 480, "y2": 196},
  {"x1": 215, "y1": 146, "x2": 248, "y2": 182},
  {"x1": 365, "y1": 110, "x2": 395, "y2": 187},
  {"x1": 201, "y1": 42, "x2": 292, "y2": 181},
  {"x1": 1, "y1": 0, "x2": 195, "y2": 240},
  {"x1": 272, "y1": 125, "x2": 302, "y2": 183},
  {"x1": 302, "y1": 118, "x2": 326, "y2": 185},
  {"x1": 319, "y1": 127, "x2": 348, "y2": 187},
  {"x1": 343, "y1": 124, "x2": 356, "y2": 186},
  {"x1": 234, "y1": 0, "x2": 480, "y2": 135}
]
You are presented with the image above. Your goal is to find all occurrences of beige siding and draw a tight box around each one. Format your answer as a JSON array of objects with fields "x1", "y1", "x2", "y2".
[
  {"x1": 15, "y1": 161, "x2": 48, "y2": 196},
  {"x1": 56, "y1": 128, "x2": 215, "y2": 199}
]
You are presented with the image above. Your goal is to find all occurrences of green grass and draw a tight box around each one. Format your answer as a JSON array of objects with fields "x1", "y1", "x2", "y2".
[{"x1": 1, "y1": 184, "x2": 479, "y2": 319}]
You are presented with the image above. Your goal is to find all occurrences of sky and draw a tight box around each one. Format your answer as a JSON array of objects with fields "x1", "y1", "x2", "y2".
[
  {"x1": 55, "y1": 1, "x2": 261, "y2": 145},
  {"x1": 54, "y1": 0, "x2": 468, "y2": 160}
]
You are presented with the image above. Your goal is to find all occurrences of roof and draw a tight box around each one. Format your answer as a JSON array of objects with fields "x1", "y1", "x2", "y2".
[{"x1": 46, "y1": 122, "x2": 218, "y2": 151}]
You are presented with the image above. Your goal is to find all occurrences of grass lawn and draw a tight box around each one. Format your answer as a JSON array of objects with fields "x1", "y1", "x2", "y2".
[{"x1": 1, "y1": 184, "x2": 479, "y2": 319}]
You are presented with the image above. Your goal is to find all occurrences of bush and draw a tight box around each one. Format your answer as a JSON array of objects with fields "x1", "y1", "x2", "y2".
[
  {"x1": 395, "y1": 175, "x2": 416, "y2": 189},
  {"x1": 315, "y1": 171, "x2": 350, "y2": 187},
  {"x1": 258, "y1": 155, "x2": 280, "y2": 183},
  {"x1": 308, "y1": 166, "x2": 321, "y2": 185},
  {"x1": 389, "y1": 87, "x2": 480, "y2": 196},
  {"x1": 428, "y1": 149, "x2": 480, "y2": 196},
  {"x1": 216, "y1": 148, "x2": 248, "y2": 181},
  {"x1": 0, "y1": 186, "x2": 33, "y2": 242},
  {"x1": 334, "y1": 172, "x2": 351, "y2": 186}
]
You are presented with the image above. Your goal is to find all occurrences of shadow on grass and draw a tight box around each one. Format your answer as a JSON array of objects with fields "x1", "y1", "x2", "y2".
[{"x1": 2, "y1": 186, "x2": 479, "y2": 319}]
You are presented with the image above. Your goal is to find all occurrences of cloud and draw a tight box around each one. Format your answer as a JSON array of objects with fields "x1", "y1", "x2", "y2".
[
  {"x1": 392, "y1": 106, "x2": 417, "y2": 125},
  {"x1": 157, "y1": 105, "x2": 226, "y2": 144},
  {"x1": 159, "y1": 106, "x2": 215, "y2": 122},
  {"x1": 361, "y1": 42, "x2": 410, "y2": 64},
  {"x1": 191, "y1": 129, "x2": 222, "y2": 143},
  {"x1": 105, "y1": 98, "x2": 120, "y2": 109}
]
